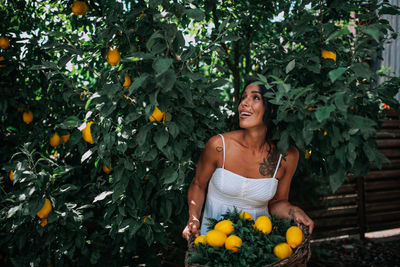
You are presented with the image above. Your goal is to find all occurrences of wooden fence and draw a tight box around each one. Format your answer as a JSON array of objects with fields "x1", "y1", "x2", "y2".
[{"x1": 300, "y1": 110, "x2": 400, "y2": 240}]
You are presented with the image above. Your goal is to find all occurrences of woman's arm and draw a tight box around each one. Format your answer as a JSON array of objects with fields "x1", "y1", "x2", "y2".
[
  {"x1": 268, "y1": 147, "x2": 314, "y2": 234},
  {"x1": 182, "y1": 135, "x2": 222, "y2": 240}
]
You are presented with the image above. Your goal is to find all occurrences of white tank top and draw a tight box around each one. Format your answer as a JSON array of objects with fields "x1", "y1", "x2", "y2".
[{"x1": 200, "y1": 134, "x2": 281, "y2": 235}]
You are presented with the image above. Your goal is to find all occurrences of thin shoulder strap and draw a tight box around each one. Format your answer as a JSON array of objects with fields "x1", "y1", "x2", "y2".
[
  {"x1": 218, "y1": 134, "x2": 226, "y2": 169},
  {"x1": 273, "y1": 154, "x2": 282, "y2": 179}
]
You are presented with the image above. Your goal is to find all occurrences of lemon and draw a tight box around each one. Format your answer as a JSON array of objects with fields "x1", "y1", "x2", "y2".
[
  {"x1": 214, "y1": 220, "x2": 234, "y2": 235},
  {"x1": 72, "y1": 1, "x2": 87, "y2": 16},
  {"x1": 49, "y1": 132, "x2": 61, "y2": 148},
  {"x1": 149, "y1": 106, "x2": 165, "y2": 122},
  {"x1": 194, "y1": 235, "x2": 207, "y2": 245},
  {"x1": 253, "y1": 216, "x2": 272, "y2": 234},
  {"x1": 224, "y1": 235, "x2": 242, "y2": 253},
  {"x1": 239, "y1": 211, "x2": 254, "y2": 221},
  {"x1": 206, "y1": 230, "x2": 227, "y2": 247},
  {"x1": 305, "y1": 149, "x2": 312, "y2": 159},
  {"x1": 321, "y1": 49, "x2": 337, "y2": 61},
  {"x1": 61, "y1": 132, "x2": 70, "y2": 143},
  {"x1": 102, "y1": 164, "x2": 112, "y2": 174},
  {"x1": 286, "y1": 226, "x2": 303, "y2": 248},
  {"x1": 36, "y1": 198, "x2": 52, "y2": 219},
  {"x1": 273, "y1": 243, "x2": 293, "y2": 259},
  {"x1": 22, "y1": 111, "x2": 33, "y2": 124},
  {"x1": 40, "y1": 218, "x2": 48, "y2": 227},
  {"x1": 0, "y1": 37, "x2": 10, "y2": 50},
  {"x1": 123, "y1": 74, "x2": 131, "y2": 88},
  {"x1": 82, "y1": 121, "x2": 94, "y2": 144},
  {"x1": 107, "y1": 48, "x2": 121, "y2": 66},
  {"x1": 9, "y1": 171, "x2": 13, "y2": 182}
]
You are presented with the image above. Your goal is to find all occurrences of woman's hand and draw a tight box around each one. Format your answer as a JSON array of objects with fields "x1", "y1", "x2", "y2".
[
  {"x1": 289, "y1": 207, "x2": 314, "y2": 234},
  {"x1": 182, "y1": 217, "x2": 200, "y2": 240}
]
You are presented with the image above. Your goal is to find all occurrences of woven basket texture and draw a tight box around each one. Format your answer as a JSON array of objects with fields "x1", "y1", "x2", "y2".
[{"x1": 185, "y1": 223, "x2": 311, "y2": 267}]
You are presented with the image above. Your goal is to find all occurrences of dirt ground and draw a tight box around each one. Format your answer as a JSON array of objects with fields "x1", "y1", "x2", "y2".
[{"x1": 308, "y1": 235, "x2": 400, "y2": 267}]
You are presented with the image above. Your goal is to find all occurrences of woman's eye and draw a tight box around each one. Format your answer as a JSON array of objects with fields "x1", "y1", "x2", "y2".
[{"x1": 254, "y1": 95, "x2": 260, "y2": 100}]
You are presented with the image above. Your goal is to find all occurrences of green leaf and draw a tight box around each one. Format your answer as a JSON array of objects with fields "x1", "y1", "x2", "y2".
[
  {"x1": 334, "y1": 92, "x2": 348, "y2": 112},
  {"x1": 285, "y1": 59, "x2": 295, "y2": 74},
  {"x1": 131, "y1": 74, "x2": 149, "y2": 93},
  {"x1": 362, "y1": 25, "x2": 383, "y2": 42},
  {"x1": 154, "y1": 129, "x2": 169, "y2": 150},
  {"x1": 315, "y1": 105, "x2": 335, "y2": 123},
  {"x1": 351, "y1": 63, "x2": 372, "y2": 79},
  {"x1": 137, "y1": 124, "x2": 152, "y2": 146},
  {"x1": 157, "y1": 70, "x2": 176, "y2": 92},
  {"x1": 329, "y1": 168, "x2": 346, "y2": 193},
  {"x1": 328, "y1": 67, "x2": 347, "y2": 83},
  {"x1": 185, "y1": 8, "x2": 205, "y2": 22},
  {"x1": 164, "y1": 171, "x2": 178, "y2": 185},
  {"x1": 168, "y1": 122, "x2": 179, "y2": 139},
  {"x1": 153, "y1": 58, "x2": 173, "y2": 74},
  {"x1": 326, "y1": 27, "x2": 350, "y2": 42},
  {"x1": 58, "y1": 116, "x2": 81, "y2": 129}
]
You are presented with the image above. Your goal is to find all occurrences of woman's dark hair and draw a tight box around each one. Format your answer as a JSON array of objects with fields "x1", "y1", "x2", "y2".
[{"x1": 239, "y1": 78, "x2": 278, "y2": 145}]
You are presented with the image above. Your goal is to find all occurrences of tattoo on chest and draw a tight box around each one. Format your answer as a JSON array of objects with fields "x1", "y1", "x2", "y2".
[
  {"x1": 259, "y1": 146, "x2": 281, "y2": 176},
  {"x1": 216, "y1": 146, "x2": 223, "y2": 152}
]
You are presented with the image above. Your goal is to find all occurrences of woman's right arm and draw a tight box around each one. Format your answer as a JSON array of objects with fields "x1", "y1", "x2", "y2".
[{"x1": 182, "y1": 135, "x2": 222, "y2": 240}]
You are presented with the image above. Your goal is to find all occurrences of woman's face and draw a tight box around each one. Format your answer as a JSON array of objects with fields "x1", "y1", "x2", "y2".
[{"x1": 238, "y1": 84, "x2": 266, "y2": 129}]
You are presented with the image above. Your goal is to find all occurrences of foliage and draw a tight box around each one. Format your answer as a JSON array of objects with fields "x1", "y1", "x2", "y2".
[
  {"x1": 188, "y1": 208, "x2": 296, "y2": 266},
  {"x1": 1, "y1": 0, "x2": 399, "y2": 266}
]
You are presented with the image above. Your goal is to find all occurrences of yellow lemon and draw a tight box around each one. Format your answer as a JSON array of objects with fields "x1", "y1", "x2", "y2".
[
  {"x1": 305, "y1": 149, "x2": 312, "y2": 159},
  {"x1": 286, "y1": 226, "x2": 303, "y2": 248},
  {"x1": 253, "y1": 216, "x2": 272, "y2": 234},
  {"x1": 224, "y1": 235, "x2": 242, "y2": 253},
  {"x1": 61, "y1": 132, "x2": 70, "y2": 143},
  {"x1": 123, "y1": 74, "x2": 132, "y2": 88},
  {"x1": 149, "y1": 106, "x2": 165, "y2": 122},
  {"x1": 321, "y1": 49, "x2": 337, "y2": 61},
  {"x1": 9, "y1": 171, "x2": 13, "y2": 182},
  {"x1": 82, "y1": 121, "x2": 94, "y2": 144},
  {"x1": 194, "y1": 235, "x2": 207, "y2": 245},
  {"x1": 106, "y1": 47, "x2": 121, "y2": 66},
  {"x1": 0, "y1": 56, "x2": 6, "y2": 67},
  {"x1": 40, "y1": 218, "x2": 48, "y2": 227},
  {"x1": 273, "y1": 243, "x2": 293, "y2": 259},
  {"x1": 323, "y1": 131, "x2": 328, "y2": 136},
  {"x1": 102, "y1": 164, "x2": 112, "y2": 174},
  {"x1": 214, "y1": 220, "x2": 234, "y2": 235},
  {"x1": 0, "y1": 37, "x2": 10, "y2": 50},
  {"x1": 239, "y1": 211, "x2": 254, "y2": 221},
  {"x1": 72, "y1": 1, "x2": 87, "y2": 16},
  {"x1": 206, "y1": 230, "x2": 227, "y2": 247},
  {"x1": 49, "y1": 132, "x2": 61, "y2": 148},
  {"x1": 22, "y1": 111, "x2": 33, "y2": 124},
  {"x1": 36, "y1": 198, "x2": 52, "y2": 219}
]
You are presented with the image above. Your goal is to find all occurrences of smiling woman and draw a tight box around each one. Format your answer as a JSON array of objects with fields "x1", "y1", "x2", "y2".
[{"x1": 182, "y1": 78, "x2": 314, "y2": 240}]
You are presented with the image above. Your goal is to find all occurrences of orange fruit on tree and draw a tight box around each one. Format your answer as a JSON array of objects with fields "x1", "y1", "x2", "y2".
[
  {"x1": 49, "y1": 132, "x2": 61, "y2": 148},
  {"x1": 40, "y1": 218, "x2": 48, "y2": 227},
  {"x1": 149, "y1": 106, "x2": 165, "y2": 122},
  {"x1": 239, "y1": 211, "x2": 254, "y2": 221},
  {"x1": 71, "y1": 1, "x2": 87, "y2": 16},
  {"x1": 273, "y1": 243, "x2": 293, "y2": 259},
  {"x1": 225, "y1": 235, "x2": 242, "y2": 253},
  {"x1": 253, "y1": 216, "x2": 272, "y2": 234},
  {"x1": 206, "y1": 230, "x2": 227, "y2": 247},
  {"x1": 102, "y1": 164, "x2": 112, "y2": 174},
  {"x1": 321, "y1": 49, "x2": 337, "y2": 61},
  {"x1": 194, "y1": 235, "x2": 207, "y2": 245},
  {"x1": 9, "y1": 171, "x2": 13, "y2": 182},
  {"x1": 0, "y1": 37, "x2": 10, "y2": 50},
  {"x1": 305, "y1": 149, "x2": 312, "y2": 159},
  {"x1": 214, "y1": 220, "x2": 234, "y2": 235},
  {"x1": 286, "y1": 226, "x2": 303, "y2": 248},
  {"x1": 106, "y1": 48, "x2": 121, "y2": 66},
  {"x1": 22, "y1": 111, "x2": 33, "y2": 124},
  {"x1": 36, "y1": 198, "x2": 52, "y2": 219},
  {"x1": 61, "y1": 132, "x2": 70, "y2": 143},
  {"x1": 82, "y1": 121, "x2": 94, "y2": 144},
  {"x1": 123, "y1": 74, "x2": 132, "y2": 88},
  {"x1": 0, "y1": 56, "x2": 6, "y2": 67}
]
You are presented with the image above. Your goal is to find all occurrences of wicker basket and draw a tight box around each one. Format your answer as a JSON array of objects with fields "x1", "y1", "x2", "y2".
[{"x1": 185, "y1": 223, "x2": 311, "y2": 267}]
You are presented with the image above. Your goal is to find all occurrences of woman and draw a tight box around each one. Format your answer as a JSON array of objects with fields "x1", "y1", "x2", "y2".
[{"x1": 182, "y1": 80, "x2": 314, "y2": 240}]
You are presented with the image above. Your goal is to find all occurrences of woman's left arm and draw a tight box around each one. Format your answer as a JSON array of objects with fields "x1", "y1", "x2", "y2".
[{"x1": 268, "y1": 147, "x2": 314, "y2": 234}]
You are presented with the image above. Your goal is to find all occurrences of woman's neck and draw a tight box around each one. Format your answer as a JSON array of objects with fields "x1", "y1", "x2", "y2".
[{"x1": 240, "y1": 127, "x2": 268, "y2": 152}]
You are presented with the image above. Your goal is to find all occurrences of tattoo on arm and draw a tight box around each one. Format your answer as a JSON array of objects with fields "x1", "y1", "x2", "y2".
[
  {"x1": 216, "y1": 146, "x2": 223, "y2": 152},
  {"x1": 288, "y1": 208, "x2": 294, "y2": 219},
  {"x1": 259, "y1": 146, "x2": 280, "y2": 176}
]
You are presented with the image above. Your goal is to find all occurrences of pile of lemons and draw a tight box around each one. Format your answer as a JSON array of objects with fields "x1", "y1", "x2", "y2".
[{"x1": 194, "y1": 212, "x2": 303, "y2": 260}]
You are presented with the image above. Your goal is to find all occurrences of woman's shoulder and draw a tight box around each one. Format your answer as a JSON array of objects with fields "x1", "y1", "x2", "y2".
[{"x1": 205, "y1": 131, "x2": 242, "y2": 149}]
